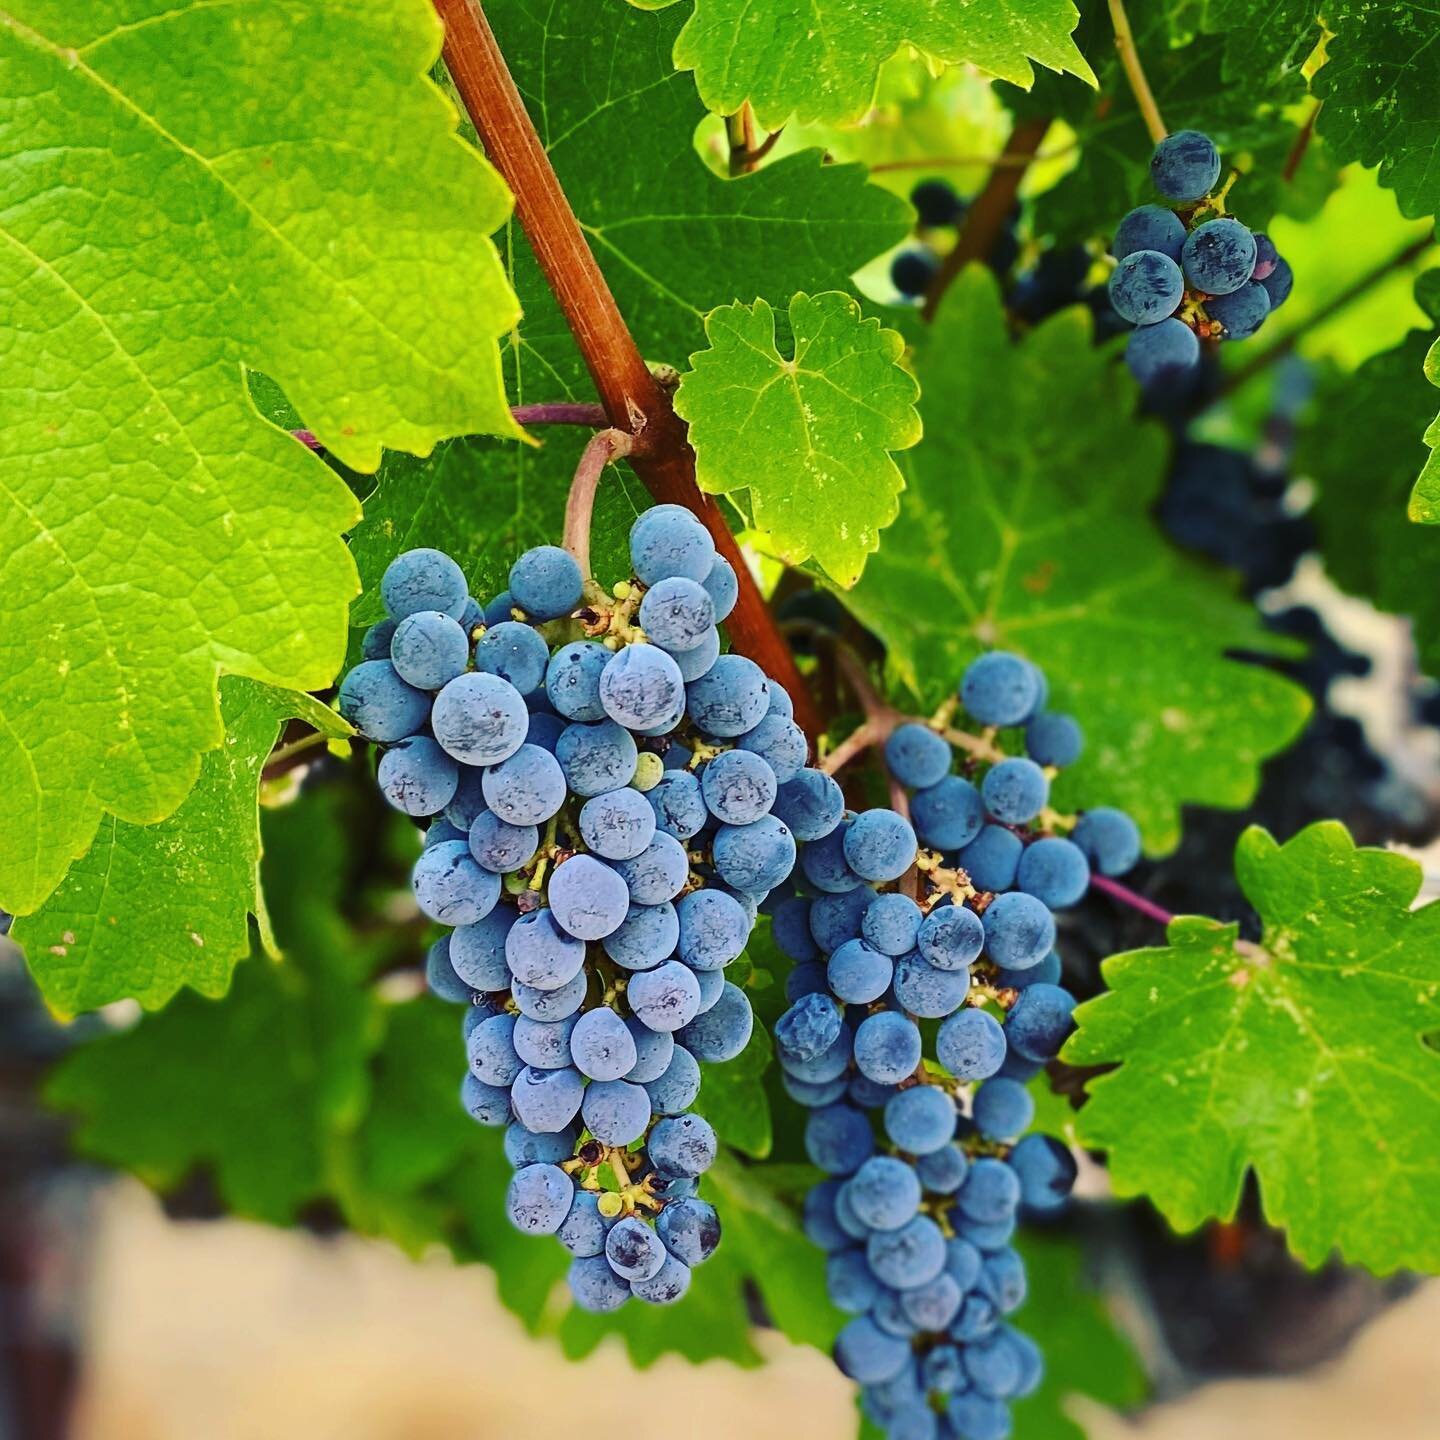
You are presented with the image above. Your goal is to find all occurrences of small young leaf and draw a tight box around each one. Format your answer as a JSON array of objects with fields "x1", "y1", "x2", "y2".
[
  {"x1": 14, "y1": 680, "x2": 348, "y2": 1016},
  {"x1": 676, "y1": 294, "x2": 922, "y2": 586},
  {"x1": 660, "y1": 0, "x2": 1095, "y2": 129},
  {"x1": 1408, "y1": 336, "x2": 1440, "y2": 522},
  {"x1": 1067, "y1": 821, "x2": 1440, "y2": 1275}
]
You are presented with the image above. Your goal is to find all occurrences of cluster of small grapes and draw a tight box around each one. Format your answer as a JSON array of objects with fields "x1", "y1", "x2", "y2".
[
  {"x1": 767, "y1": 652, "x2": 1140, "y2": 1440},
  {"x1": 889, "y1": 180, "x2": 1020, "y2": 302},
  {"x1": 1111, "y1": 130, "x2": 1293, "y2": 391},
  {"x1": 338, "y1": 507, "x2": 809, "y2": 1311}
]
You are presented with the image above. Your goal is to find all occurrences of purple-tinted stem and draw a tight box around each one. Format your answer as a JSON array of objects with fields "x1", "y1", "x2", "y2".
[
  {"x1": 511, "y1": 402, "x2": 609, "y2": 427},
  {"x1": 1090, "y1": 873, "x2": 1176, "y2": 929},
  {"x1": 293, "y1": 428, "x2": 322, "y2": 451}
]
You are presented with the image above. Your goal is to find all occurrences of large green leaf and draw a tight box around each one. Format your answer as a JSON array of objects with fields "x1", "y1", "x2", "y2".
[
  {"x1": 840, "y1": 267, "x2": 1311, "y2": 853},
  {"x1": 675, "y1": 293, "x2": 922, "y2": 586},
  {"x1": 13, "y1": 680, "x2": 348, "y2": 1016},
  {"x1": 0, "y1": 0, "x2": 519, "y2": 913},
  {"x1": 644, "y1": 0, "x2": 1094, "y2": 129},
  {"x1": 1067, "y1": 822, "x2": 1440, "y2": 1274}
]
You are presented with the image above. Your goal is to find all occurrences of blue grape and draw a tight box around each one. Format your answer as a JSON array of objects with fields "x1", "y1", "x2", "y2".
[
  {"x1": 971, "y1": 1077, "x2": 1035, "y2": 1141},
  {"x1": 803, "y1": 1181, "x2": 849, "y2": 1251},
  {"x1": 736, "y1": 712, "x2": 808, "y2": 785},
  {"x1": 884, "y1": 1085, "x2": 956, "y2": 1154},
  {"x1": 504, "y1": 1121, "x2": 576, "y2": 1168},
  {"x1": 639, "y1": 575, "x2": 715, "y2": 651},
  {"x1": 600, "y1": 645, "x2": 685, "y2": 731},
  {"x1": 581, "y1": 1077, "x2": 651, "y2": 1144},
  {"x1": 512, "y1": 969, "x2": 588, "y2": 1021},
  {"x1": 1182, "y1": 218, "x2": 1256, "y2": 296},
  {"x1": 1071, "y1": 806, "x2": 1141, "y2": 875},
  {"x1": 982, "y1": 891, "x2": 1056, "y2": 970},
  {"x1": 377, "y1": 735, "x2": 459, "y2": 816},
  {"x1": 474, "y1": 620, "x2": 549, "y2": 694},
  {"x1": 853, "y1": 1011, "x2": 922, "y2": 1084},
  {"x1": 568, "y1": 1254, "x2": 631, "y2": 1312},
  {"x1": 1008, "y1": 1133, "x2": 1078, "y2": 1213},
  {"x1": 458, "y1": 596, "x2": 483, "y2": 634},
  {"x1": 1259, "y1": 255, "x2": 1292, "y2": 309},
  {"x1": 835, "y1": 1316, "x2": 910, "y2": 1384},
  {"x1": 1126, "y1": 317, "x2": 1200, "y2": 388},
  {"x1": 848, "y1": 1156, "x2": 922, "y2": 1231},
  {"x1": 1005, "y1": 983, "x2": 1076, "y2": 1061},
  {"x1": 775, "y1": 992, "x2": 844, "y2": 1063},
  {"x1": 648, "y1": 1113, "x2": 717, "y2": 1177},
  {"x1": 810, "y1": 887, "x2": 876, "y2": 951},
  {"x1": 979, "y1": 1249, "x2": 1028, "y2": 1313},
  {"x1": 956, "y1": 1156, "x2": 1021, "y2": 1225},
  {"x1": 556, "y1": 1190, "x2": 614, "y2": 1257},
  {"x1": 786, "y1": 1072, "x2": 849, "y2": 1107},
  {"x1": 957, "y1": 825, "x2": 1023, "y2": 892},
  {"x1": 963, "y1": 1329, "x2": 1026, "y2": 1400},
  {"x1": 605, "y1": 1216, "x2": 667, "y2": 1281},
  {"x1": 643, "y1": 1043, "x2": 701, "y2": 1113},
  {"x1": 382, "y1": 548, "x2": 467, "y2": 621},
  {"x1": 1024, "y1": 711, "x2": 1082, "y2": 767},
  {"x1": 686, "y1": 654, "x2": 771, "y2": 737},
  {"x1": 675, "y1": 888, "x2": 749, "y2": 970},
  {"x1": 701, "y1": 748, "x2": 777, "y2": 824},
  {"x1": 961, "y1": 652, "x2": 1040, "y2": 726},
  {"x1": 448, "y1": 909, "x2": 515, "y2": 991},
  {"x1": 765, "y1": 680, "x2": 794, "y2": 720},
  {"x1": 691, "y1": 961, "x2": 725, "y2": 1014},
  {"x1": 1108, "y1": 248, "x2": 1184, "y2": 324},
  {"x1": 912, "y1": 178, "x2": 964, "y2": 226},
  {"x1": 483, "y1": 591, "x2": 516, "y2": 626},
  {"x1": 893, "y1": 953, "x2": 969, "y2": 1018},
  {"x1": 700, "y1": 555, "x2": 738, "y2": 621},
  {"x1": 901, "y1": 1272, "x2": 962, "y2": 1331},
  {"x1": 958, "y1": 1211, "x2": 1018, "y2": 1254},
  {"x1": 646, "y1": 768, "x2": 708, "y2": 840},
  {"x1": 338, "y1": 660, "x2": 430, "y2": 742},
  {"x1": 884, "y1": 722, "x2": 951, "y2": 788},
  {"x1": 545, "y1": 641, "x2": 610, "y2": 722},
  {"x1": 1251, "y1": 231, "x2": 1279, "y2": 279},
  {"x1": 510, "y1": 1065, "x2": 584, "y2": 1132},
  {"x1": 361, "y1": 617, "x2": 397, "y2": 660},
  {"x1": 631, "y1": 1252, "x2": 692, "y2": 1305},
  {"x1": 848, "y1": 1075, "x2": 897, "y2": 1109},
  {"x1": 390, "y1": 610, "x2": 470, "y2": 690},
  {"x1": 505, "y1": 907, "x2": 586, "y2": 990},
  {"x1": 981, "y1": 757, "x2": 1048, "y2": 823},
  {"x1": 468, "y1": 811, "x2": 538, "y2": 874},
  {"x1": 505, "y1": 1162, "x2": 573, "y2": 1234},
  {"x1": 430, "y1": 672, "x2": 529, "y2": 766},
  {"x1": 445, "y1": 767, "x2": 488, "y2": 830},
  {"x1": 922, "y1": 1344, "x2": 965, "y2": 1395},
  {"x1": 936, "y1": 1008, "x2": 1006, "y2": 1080},
  {"x1": 862, "y1": 893, "x2": 923, "y2": 956},
  {"x1": 918, "y1": 1145, "x2": 969, "y2": 1195},
  {"x1": 773, "y1": 768, "x2": 845, "y2": 841},
  {"x1": 1206, "y1": 280, "x2": 1270, "y2": 339},
  {"x1": 843, "y1": 808, "x2": 917, "y2": 883},
  {"x1": 602, "y1": 901, "x2": 680, "y2": 970},
  {"x1": 611, "y1": 831, "x2": 689, "y2": 904},
  {"x1": 462, "y1": 998, "x2": 501, "y2": 1038},
  {"x1": 774, "y1": 901, "x2": 819, "y2": 962},
  {"x1": 555, "y1": 720, "x2": 638, "y2": 797},
  {"x1": 461, "y1": 1072, "x2": 510, "y2": 1125},
  {"x1": 627, "y1": 960, "x2": 702, "y2": 1032},
  {"x1": 712, "y1": 814, "x2": 796, "y2": 892},
  {"x1": 467, "y1": 1012, "x2": 522, "y2": 1086},
  {"x1": 828, "y1": 938, "x2": 894, "y2": 1004},
  {"x1": 996, "y1": 948, "x2": 1061, "y2": 991},
  {"x1": 945, "y1": 1235, "x2": 983, "y2": 1291},
  {"x1": 426, "y1": 936, "x2": 474, "y2": 1004},
  {"x1": 426, "y1": 819, "x2": 467, "y2": 849},
  {"x1": 827, "y1": 1247, "x2": 882, "y2": 1314},
  {"x1": 624, "y1": 1018, "x2": 675, "y2": 1083},
  {"x1": 513, "y1": 1013, "x2": 578, "y2": 1070},
  {"x1": 1016, "y1": 836, "x2": 1089, "y2": 908},
  {"x1": 508, "y1": 544, "x2": 582, "y2": 620},
  {"x1": 945, "y1": 1391, "x2": 1011, "y2": 1440},
  {"x1": 412, "y1": 840, "x2": 500, "y2": 925},
  {"x1": 674, "y1": 626, "x2": 720, "y2": 681},
  {"x1": 917, "y1": 903, "x2": 984, "y2": 970},
  {"x1": 867, "y1": 1214, "x2": 946, "y2": 1289},
  {"x1": 1113, "y1": 204, "x2": 1186, "y2": 262},
  {"x1": 805, "y1": 1103, "x2": 874, "y2": 1175},
  {"x1": 630, "y1": 506, "x2": 716, "y2": 586},
  {"x1": 1010, "y1": 1330, "x2": 1044, "y2": 1398},
  {"x1": 911, "y1": 775, "x2": 983, "y2": 850},
  {"x1": 579, "y1": 788, "x2": 656, "y2": 860},
  {"x1": 482, "y1": 743, "x2": 566, "y2": 825},
  {"x1": 891, "y1": 247, "x2": 939, "y2": 299},
  {"x1": 570, "y1": 1007, "x2": 638, "y2": 1081},
  {"x1": 679, "y1": 982, "x2": 754, "y2": 1061},
  {"x1": 548, "y1": 854, "x2": 631, "y2": 940},
  {"x1": 1149, "y1": 129, "x2": 1221, "y2": 201}
]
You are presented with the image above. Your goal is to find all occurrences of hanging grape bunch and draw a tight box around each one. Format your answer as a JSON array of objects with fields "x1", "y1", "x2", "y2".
[
  {"x1": 1111, "y1": 129, "x2": 1293, "y2": 391},
  {"x1": 889, "y1": 179, "x2": 1020, "y2": 301},
  {"x1": 338, "y1": 506, "x2": 807, "y2": 1311},
  {"x1": 767, "y1": 650, "x2": 1140, "y2": 1439}
]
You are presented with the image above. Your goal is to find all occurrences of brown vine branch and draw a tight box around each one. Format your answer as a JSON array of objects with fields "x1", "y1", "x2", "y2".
[
  {"x1": 921, "y1": 117, "x2": 1050, "y2": 322},
  {"x1": 1282, "y1": 99, "x2": 1322, "y2": 183},
  {"x1": 563, "y1": 428, "x2": 634, "y2": 577},
  {"x1": 433, "y1": 0, "x2": 820, "y2": 737},
  {"x1": 1107, "y1": 0, "x2": 1167, "y2": 144},
  {"x1": 1219, "y1": 232, "x2": 1434, "y2": 396}
]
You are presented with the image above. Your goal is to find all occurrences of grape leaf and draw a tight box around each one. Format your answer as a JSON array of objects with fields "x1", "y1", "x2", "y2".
[
  {"x1": 13, "y1": 679, "x2": 348, "y2": 1017},
  {"x1": 0, "y1": 0, "x2": 520, "y2": 913},
  {"x1": 839, "y1": 267, "x2": 1311, "y2": 853},
  {"x1": 1012, "y1": 1230, "x2": 1146, "y2": 1440},
  {"x1": 45, "y1": 795, "x2": 383, "y2": 1223},
  {"x1": 1067, "y1": 821, "x2": 1440, "y2": 1274},
  {"x1": 645, "y1": 0, "x2": 1095, "y2": 129},
  {"x1": 675, "y1": 293, "x2": 922, "y2": 586},
  {"x1": 1409, "y1": 335, "x2": 1440, "y2": 522}
]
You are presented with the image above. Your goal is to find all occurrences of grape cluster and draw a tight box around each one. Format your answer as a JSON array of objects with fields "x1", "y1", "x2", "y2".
[
  {"x1": 767, "y1": 651, "x2": 1140, "y2": 1439},
  {"x1": 889, "y1": 180, "x2": 1020, "y2": 301},
  {"x1": 339, "y1": 508, "x2": 807, "y2": 1311},
  {"x1": 1110, "y1": 130, "x2": 1292, "y2": 392}
]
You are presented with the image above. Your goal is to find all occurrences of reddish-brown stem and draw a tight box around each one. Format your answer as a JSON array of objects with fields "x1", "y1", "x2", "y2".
[
  {"x1": 512, "y1": 402, "x2": 609, "y2": 427},
  {"x1": 1282, "y1": 99, "x2": 1321, "y2": 183},
  {"x1": 726, "y1": 106, "x2": 758, "y2": 177},
  {"x1": 922, "y1": 117, "x2": 1050, "y2": 322},
  {"x1": 563, "y1": 429, "x2": 634, "y2": 577},
  {"x1": 433, "y1": 0, "x2": 819, "y2": 736},
  {"x1": 1090, "y1": 873, "x2": 1175, "y2": 928}
]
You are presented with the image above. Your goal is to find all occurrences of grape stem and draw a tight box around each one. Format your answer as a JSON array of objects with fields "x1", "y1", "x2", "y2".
[
  {"x1": 261, "y1": 727, "x2": 332, "y2": 780},
  {"x1": 562, "y1": 427, "x2": 635, "y2": 577},
  {"x1": 1107, "y1": 0, "x2": 1167, "y2": 144},
  {"x1": 1282, "y1": 99, "x2": 1322, "y2": 183},
  {"x1": 511, "y1": 402, "x2": 609, "y2": 427},
  {"x1": 871, "y1": 140, "x2": 1078, "y2": 174},
  {"x1": 1089, "y1": 873, "x2": 1175, "y2": 928}
]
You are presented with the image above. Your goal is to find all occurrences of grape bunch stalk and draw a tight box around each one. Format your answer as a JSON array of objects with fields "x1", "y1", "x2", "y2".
[
  {"x1": 766, "y1": 649, "x2": 1140, "y2": 1440},
  {"x1": 338, "y1": 504, "x2": 811, "y2": 1311},
  {"x1": 1110, "y1": 129, "x2": 1293, "y2": 392}
]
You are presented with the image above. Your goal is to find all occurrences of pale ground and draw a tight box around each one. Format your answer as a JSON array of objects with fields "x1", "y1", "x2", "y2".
[{"x1": 67, "y1": 1182, "x2": 1440, "y2": 1440}]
